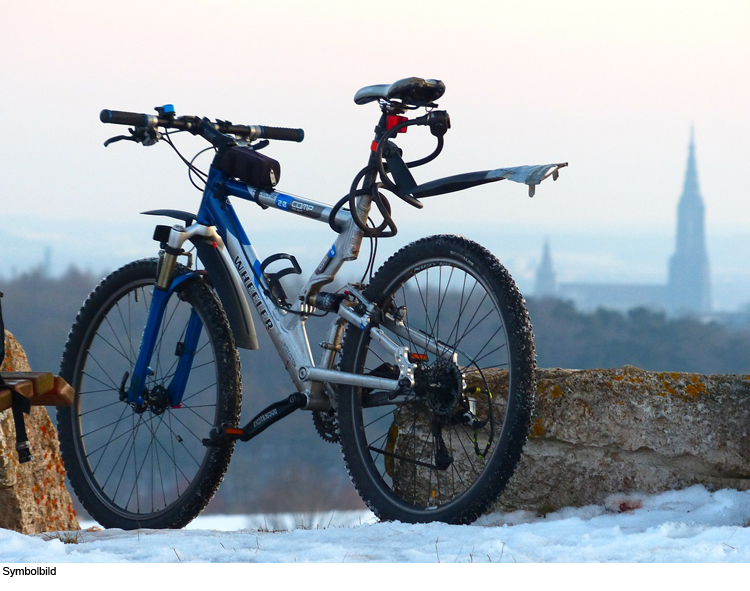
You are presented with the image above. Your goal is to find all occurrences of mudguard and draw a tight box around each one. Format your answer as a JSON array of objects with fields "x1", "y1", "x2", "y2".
[
  {"x1": 193, "y1": 238, "x2": 259, "y2": 350},
  {"x1": 411, "y1": 162, "x2": 568, "y2": 199},
  {"x1": 142, "y1": 209, "x2": 259, "y2": 350}
]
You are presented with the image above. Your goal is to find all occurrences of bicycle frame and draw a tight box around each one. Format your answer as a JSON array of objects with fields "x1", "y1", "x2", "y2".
[
  {"x1": 63, "y1": 80, "x2": 568, "y2": 530},
  {"x1": 122, "y1": 113, "x2": 566, "y2": 416},
  {"x1": 125, "y1": 164, "x2": 411, "y2": 412}
]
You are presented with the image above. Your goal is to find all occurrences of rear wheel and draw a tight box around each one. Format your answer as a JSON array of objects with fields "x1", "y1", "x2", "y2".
[
  {"x1": 337, "y1": 235, "x2": 535, "y2": 524},
  {"x1": 57, "y1": 259, "x2": 241, "y2": 529}
]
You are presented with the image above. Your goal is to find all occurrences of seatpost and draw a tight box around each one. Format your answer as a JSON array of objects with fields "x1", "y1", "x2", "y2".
[{"x1": 355, "y1": 168, "x2": 377, "y2": 217}]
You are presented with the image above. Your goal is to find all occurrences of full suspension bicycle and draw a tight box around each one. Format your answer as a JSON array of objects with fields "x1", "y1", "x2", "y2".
[{"x1": 56, "y1": 77, "x2": 566, "y2": 529}]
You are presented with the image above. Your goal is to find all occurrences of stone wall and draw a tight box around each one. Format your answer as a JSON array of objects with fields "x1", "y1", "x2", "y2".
[
  {"x1": 0, "y1": 330, "x2": 79, "y2": 533},
  {"x1": 3, "y1": 326, "x2": 749, "y2": 528},
  {"x1": 494, "y1": 366, "x2": 750, "y2": 513}
]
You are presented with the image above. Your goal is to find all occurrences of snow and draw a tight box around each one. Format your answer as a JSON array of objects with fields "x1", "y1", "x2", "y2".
[{"x1": 1, "y1": 485, "x2": 749, "y2": 585}]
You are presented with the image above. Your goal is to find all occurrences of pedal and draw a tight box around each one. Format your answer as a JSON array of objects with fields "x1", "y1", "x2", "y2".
[{"x1": 202, "y1": 425, "x2": 243, "y2": 447}]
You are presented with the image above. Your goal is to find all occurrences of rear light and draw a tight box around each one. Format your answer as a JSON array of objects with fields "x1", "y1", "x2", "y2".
[
  {"x1": 371, "y1": 115, "x2": 410, "y2": 151},
  {"x1": 387, "y1": 115, "x2": 408, "y2": 133}
]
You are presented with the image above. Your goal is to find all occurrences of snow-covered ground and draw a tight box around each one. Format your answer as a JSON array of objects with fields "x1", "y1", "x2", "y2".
[{"x1": 1, "y1": 485, "x2": 749, "y2": 585}]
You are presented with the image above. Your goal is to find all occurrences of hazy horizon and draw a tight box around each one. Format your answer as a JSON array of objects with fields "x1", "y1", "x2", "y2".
[
  {"x1": 2, "y1": 1, "x2": 748, "y2": 312},
  {"x1": 2, "y1": 211, "x2": 748, "y2": 313}
]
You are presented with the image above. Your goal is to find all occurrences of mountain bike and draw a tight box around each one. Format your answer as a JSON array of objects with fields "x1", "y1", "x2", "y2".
[{"x1": 56, "y1": 77, "x2": 566, "y2": 530}]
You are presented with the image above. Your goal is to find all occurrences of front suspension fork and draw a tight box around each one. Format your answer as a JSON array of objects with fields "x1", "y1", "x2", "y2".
[{"x1": 125, "y1": 261, "x2": 203, "y2": 410}]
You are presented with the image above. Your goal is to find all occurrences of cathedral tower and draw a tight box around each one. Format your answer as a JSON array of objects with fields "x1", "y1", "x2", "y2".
[
  {"x1": 535, "y1": 238, "x2": 556, "y2": 297},
  {"x1": 667, "y1": 129, "x2": 711, "y2": 315}
]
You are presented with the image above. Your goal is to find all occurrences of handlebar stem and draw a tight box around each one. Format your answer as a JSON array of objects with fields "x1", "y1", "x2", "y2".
[{"x1": 197, "y1": 117, "x2": 236, "y2": 152}]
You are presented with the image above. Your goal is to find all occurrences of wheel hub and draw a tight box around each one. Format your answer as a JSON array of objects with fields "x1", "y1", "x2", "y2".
[
  {"x1": 146, "y1": 385, "x2": 169, "y2": 416},
  {"x1": 415, "y1": 358, "x2": 463, "y2": 417}
]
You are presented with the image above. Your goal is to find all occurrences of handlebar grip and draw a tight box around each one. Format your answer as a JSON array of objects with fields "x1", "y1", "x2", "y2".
[
  {"x1": 100, "y1": 109, "x2": 154, "y2": 127},
  {"x1": 258, "y1": 126, "x2": 305, "y2": 143}
]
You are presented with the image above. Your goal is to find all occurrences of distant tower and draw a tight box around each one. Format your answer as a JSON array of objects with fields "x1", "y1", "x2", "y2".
[
  {"x1": 535, "y1": 239, "x2": 556, "y2": 297},
  {"x1": 42, "y1": 246, "x2": 52, "y2": 277},
  {"x1": 667, "y1": 128, "x2": 711, "y2": 315}
]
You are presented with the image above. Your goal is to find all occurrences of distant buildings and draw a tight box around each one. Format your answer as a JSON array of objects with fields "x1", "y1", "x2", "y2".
[{"x1": 535, "y1": 130, "x2": 711, "y2": 317}]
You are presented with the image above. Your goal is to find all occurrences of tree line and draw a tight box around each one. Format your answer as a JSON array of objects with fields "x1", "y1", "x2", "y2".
[{"x1": 526, "y1": 297, "x2": 750, "y2": 374}]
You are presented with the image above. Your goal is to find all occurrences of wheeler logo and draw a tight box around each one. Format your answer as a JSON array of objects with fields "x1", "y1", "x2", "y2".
[
  {"x1": 234, "y1": 255, "x2": 275, "y2": 330},
  {"x1": 413, "y1": 262, "x2": 442, "y2": 273}
]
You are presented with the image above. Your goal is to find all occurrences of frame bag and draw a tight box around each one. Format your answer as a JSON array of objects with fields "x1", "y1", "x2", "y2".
[{"x1": 216, "y1": 146, "x2": 281, "y2": 190}]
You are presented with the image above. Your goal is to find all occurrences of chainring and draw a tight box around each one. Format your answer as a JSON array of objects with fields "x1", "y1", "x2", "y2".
[{"x1": 312, "y1": 410, "x2": 340, "y2": 444}]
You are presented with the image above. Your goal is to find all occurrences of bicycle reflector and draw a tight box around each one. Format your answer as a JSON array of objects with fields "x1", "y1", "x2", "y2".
[{"x1": 387, "y1": 115, "x2": 408, "y2": 132}]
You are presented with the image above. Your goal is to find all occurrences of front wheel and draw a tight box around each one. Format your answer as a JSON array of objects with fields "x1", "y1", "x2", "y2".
[
  {"x1": 337, "y1": 235, "x2": 535, "y2": 524},
  {"x1": 57, "y1": 259, "x2": 241, "y2": 529}
]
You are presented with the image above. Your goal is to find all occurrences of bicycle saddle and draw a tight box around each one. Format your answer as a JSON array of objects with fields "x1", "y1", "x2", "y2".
[{"x1": 354, "y1": 77, "x2": 445, "y2": 107}]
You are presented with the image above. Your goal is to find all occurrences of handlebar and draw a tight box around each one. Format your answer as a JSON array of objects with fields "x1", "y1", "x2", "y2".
[{"x1": 100, "y1": 109, "x2": 305, "y2": 144}]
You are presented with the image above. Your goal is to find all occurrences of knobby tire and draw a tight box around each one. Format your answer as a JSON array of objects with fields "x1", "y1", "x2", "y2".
[
  {"x1": 337, "y1": 235, "x2": 535, "y2": 524},
  {"x1": 57, "y1": 259, "x2": 241, "y2": 530}
]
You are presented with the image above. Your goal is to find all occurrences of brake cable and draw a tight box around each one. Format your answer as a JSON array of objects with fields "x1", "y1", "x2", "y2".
[{"x1": 161, "y1": 131, "x2": 211, "y2": 191}]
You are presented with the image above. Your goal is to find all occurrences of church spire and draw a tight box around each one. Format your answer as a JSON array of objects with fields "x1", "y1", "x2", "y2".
[
  {"x1": 681, "y1": 125, "x2": 700, "y2": 205},
  {"x1": 667, "y1": 128, "x2": 711, "y2": 315},
  {"x1": 535, "y1": 238, "x2": 556, "y2": 297}
]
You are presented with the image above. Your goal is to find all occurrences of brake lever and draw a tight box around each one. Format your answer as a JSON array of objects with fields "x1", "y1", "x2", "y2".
[
  {"x1": 235, "y1": 138, "x2": 269, "y2": 151},
  {"x1": 104, "y1": 133, "x2": 137, "y2": 147},
  {"x1": 103, "y1": 127, "x2": 161, "y2": 148}
]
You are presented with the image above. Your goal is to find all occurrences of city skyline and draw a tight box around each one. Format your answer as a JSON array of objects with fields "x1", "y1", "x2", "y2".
[{"x1": 536, "y1": 130, "x2": 716, "y2": 317}]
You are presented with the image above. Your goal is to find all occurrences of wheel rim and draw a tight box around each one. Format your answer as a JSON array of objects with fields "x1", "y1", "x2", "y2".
[
  {"x1": 70, "y1": 277, "x2": 222, "y2": 522},
  {"x1": 352, "y1": 258, "x2": 513, "y2": 515}
]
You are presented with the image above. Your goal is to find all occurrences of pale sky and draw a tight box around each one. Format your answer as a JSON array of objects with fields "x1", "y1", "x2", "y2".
[{"x1": 1, "y1": 1, "x2": 749, "y2": 305}]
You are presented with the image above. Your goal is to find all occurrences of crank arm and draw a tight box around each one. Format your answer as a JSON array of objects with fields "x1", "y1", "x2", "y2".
[{"x1": 203, "y1": 393, "x2": 307, "y2": 446}]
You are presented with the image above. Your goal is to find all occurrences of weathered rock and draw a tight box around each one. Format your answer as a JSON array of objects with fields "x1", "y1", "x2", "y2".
[
  {"x1": 0, "y1": 330, "x2": 79, "y2": 533},
  {"x1": 494, "y1": 366, "x2": 750, "y2": 513}
]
